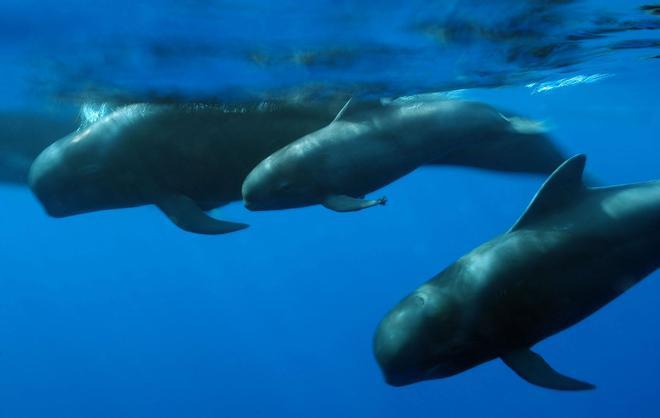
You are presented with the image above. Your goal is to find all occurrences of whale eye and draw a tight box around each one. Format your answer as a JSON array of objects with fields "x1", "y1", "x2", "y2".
[
  {"x1": 414, "y1": 295, "x2": 426, "y2": 306},
  {"x1": 278, "y1": 180, "x2": 293, "y2": 192},
  {"x1": 78, "y1": 164, "x2": 101, "y2": 177}
]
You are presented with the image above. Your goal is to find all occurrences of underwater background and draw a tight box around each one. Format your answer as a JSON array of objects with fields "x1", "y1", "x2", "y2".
[{"x1": 0, "y1": 0, "x2": 659, "y2": 417}]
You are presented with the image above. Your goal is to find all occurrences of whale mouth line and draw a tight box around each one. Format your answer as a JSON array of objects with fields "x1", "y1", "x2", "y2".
[
  {"x1": 424, "y1": 363, "x2": 444, "y2": 379},
  {"x1": 45, "y1": 208, "x2": 69, "y2": 218},
  {"x1": 243, "y1": 199, "x2": 256, "y2": 210},
  {"x1": 242, "y1": 197, "x2": 266, "y2": 211},
  {"x1": 382, "y1": 369, "x2": 425, "y2": 387}
]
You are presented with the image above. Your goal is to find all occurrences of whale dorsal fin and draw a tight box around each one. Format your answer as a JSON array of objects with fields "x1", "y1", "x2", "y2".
[
  {"x1": 331, "y1": 98, "x2": 352, "y2": 124},
  {"x1": 502, "y1": 348, "x2": 595, "y2": 391},
  {"x1": 510, "y1": 154, "x2": 587, "y2": 231}
]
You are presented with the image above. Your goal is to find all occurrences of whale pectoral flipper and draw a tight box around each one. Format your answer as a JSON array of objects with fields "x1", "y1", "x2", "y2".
[
  {"x1": 501, "y1": 348, "x2": 595, "y2": 391},
  {"x1": 157, "y1": 195, "x2": 249, "y2": 235},
  {"x1": 321, "y1": 194, "x2": 387, "y2": 212}
]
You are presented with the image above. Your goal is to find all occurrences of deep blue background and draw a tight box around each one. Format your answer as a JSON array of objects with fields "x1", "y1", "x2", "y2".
[{"x1": 0, "y1": 1, "x2": 659, "y2": 417}]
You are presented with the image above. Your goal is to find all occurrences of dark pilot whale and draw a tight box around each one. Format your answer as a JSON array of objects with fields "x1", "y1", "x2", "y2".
[
  {"x1": 373, "y1": 154, "x2": 660, "y2": 391},
  {"x1": 30, "y1": 97, "x2": 565, "y2": 235},
  {"x1": 242, "y1": 98, "x2": 566, "y2": 212},
  {"x1": 28, "y1": 102, "x2": 346, "y2": 234}
]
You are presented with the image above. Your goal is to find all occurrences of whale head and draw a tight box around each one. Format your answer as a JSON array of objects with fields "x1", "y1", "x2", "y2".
[
  {"x1": 28, "y1": 124, "x2": 143, "y2": 217},
  {"x1": 373, "y1": 274, "x2": 476, "y2": 386},
  {"x1": 242, "y1": 135, "x2": 326, "y2": 211}
]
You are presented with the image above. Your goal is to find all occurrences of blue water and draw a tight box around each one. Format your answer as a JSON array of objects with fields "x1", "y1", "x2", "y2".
[{"x1": 0, "y1": 1, "x2": 659, "y2": 417}]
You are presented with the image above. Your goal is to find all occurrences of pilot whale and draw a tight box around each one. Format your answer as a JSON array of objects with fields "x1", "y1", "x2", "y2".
[
  {"x1": 373, "y1": 155, "x2": 660, "y2": 391},
  {"x1": 242, "y1": 98, "x2": 566, "y2": 212},
  {"x1": 30, "y1": 97, "x2": 566, "y2": 235},
  {"x1": 28, "y1": 101, "x2": 346, "y2": 234}
]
